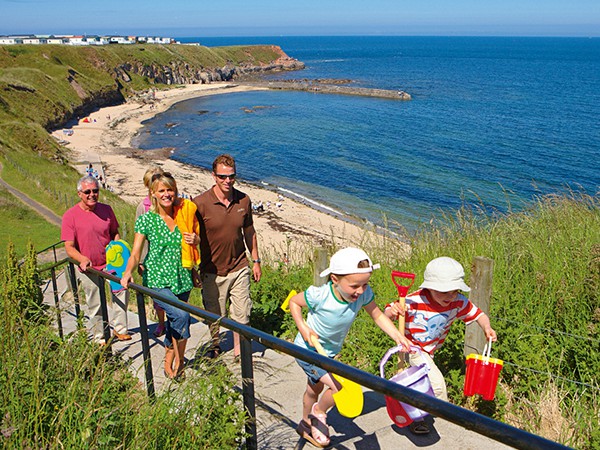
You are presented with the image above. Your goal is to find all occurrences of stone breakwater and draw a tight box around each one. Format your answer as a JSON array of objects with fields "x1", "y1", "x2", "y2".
[{"x1": 245, "y1": 80, "x2": 411, "y2": 100}]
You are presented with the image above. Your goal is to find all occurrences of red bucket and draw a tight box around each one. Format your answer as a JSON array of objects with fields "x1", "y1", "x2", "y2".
[{"x1": 464, "y1": 353, "x2": 503, "y2": 400}]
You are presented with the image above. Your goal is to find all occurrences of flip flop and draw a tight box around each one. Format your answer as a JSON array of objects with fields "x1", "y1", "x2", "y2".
[
  {"x1": 308, "y1": 403, "x2": 330, "y2": 447},
  {"x1": 295, "y1": 419, "x2": 326, "y2": 448}
]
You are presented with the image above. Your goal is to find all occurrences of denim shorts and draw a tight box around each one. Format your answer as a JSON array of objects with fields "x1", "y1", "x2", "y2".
[
  {"x1": 296, "y1": 353, "x2": 328, "y2": 386},
  {"x1": 153, "y1": 288, "x2": 191, "y2": 348}
]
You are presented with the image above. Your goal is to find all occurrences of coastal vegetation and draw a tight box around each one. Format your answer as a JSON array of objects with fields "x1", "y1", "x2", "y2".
[
  {"x1": 250, "y1": 191, "x2": 600, "y2": 448},
  {"x1": 0, "y1": 45, "x2": 598, "y2": 448}
]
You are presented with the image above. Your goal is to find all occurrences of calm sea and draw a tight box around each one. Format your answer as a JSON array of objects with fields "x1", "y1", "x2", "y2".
[{"x1": 135, "y1": 36, "x2": 600, "y2": 232}]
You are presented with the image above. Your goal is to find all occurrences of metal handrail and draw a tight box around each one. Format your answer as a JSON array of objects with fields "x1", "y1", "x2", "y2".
[{"x1": 44, "y1": 257, "x2": 569, "y2": 450}]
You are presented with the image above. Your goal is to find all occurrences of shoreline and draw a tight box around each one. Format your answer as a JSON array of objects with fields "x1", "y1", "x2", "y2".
[{"x1": 51, "y1": 82, "x2": 407, "y2": 262}]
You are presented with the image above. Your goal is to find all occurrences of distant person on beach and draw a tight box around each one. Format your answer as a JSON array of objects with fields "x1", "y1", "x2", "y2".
[
  {"x1": 135, "y1": 167, "x2": 167, "y2": 337},
  {"x1": 289, "y1": 247, "x2": 410, "y2": 447},
  {"x1": 384, "y1": 256, "x2": 497, "y2": 435},
  {"x1": 193, "y1": 154, "x2": 261, "y2": 359},
  {"x1": 121, "y1": 172, "x2": 200, "y2": 380},
  {"x1": 61, "y1": 175, "x2": 130, "y2": 344}
]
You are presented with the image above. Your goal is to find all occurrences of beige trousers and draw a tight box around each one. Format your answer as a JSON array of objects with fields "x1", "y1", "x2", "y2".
[
  {"x1": 202, "y1": 266, "x2": 252, "y2": 324},
  {"x1": 77, "y1": 271, "x2": 129, "y2": 343}
]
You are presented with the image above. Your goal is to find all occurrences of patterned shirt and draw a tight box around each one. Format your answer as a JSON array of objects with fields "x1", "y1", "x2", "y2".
[
  {"x1": 135, "y1": 211, "x2": 192, "y2": 295},
  {"x1": 403, "y1": 288, "x2": 483, "y2": 355}
]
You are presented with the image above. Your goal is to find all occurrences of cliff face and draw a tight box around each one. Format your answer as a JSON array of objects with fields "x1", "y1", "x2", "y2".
[{"x1": 113, "y1": 46, "x2": 304, "y2": 85}]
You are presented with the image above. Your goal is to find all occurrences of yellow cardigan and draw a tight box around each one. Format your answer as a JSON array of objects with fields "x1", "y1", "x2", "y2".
[{"x1": 173, "y1": 199, "x2": 200, "y2": 269}]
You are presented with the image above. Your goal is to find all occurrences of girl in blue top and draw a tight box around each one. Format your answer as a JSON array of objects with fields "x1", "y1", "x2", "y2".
[{"x1": 290, "y1": 247, "x2": 411, "y2": 448}]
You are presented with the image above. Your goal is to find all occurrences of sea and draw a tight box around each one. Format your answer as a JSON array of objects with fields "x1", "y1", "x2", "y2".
[{"x1": 135, "y1": 36, "x2": 600, "y2": 233}]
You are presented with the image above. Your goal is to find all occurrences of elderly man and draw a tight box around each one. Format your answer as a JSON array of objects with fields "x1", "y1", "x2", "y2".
[
  {"x1": 61, "y1": 175, "x2": 130, "y2": 343},
  {"x1": 194, "y1": 154, "x2": 261, "y2": 358}
]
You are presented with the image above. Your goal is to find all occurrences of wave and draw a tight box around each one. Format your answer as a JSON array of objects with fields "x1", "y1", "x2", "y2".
[{"x1": 277, "y1": 187, "x2": 345, "y2": 217}]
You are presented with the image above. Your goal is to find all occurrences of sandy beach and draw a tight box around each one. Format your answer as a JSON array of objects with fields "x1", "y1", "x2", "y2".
[{"x1": 51, "y1": 82, "x2": 405, "y2": 264}]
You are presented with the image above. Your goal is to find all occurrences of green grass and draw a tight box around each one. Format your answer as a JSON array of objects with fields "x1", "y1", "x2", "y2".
[{"x1": 0, "y1": 186, "x2": 60, "y2": 259}]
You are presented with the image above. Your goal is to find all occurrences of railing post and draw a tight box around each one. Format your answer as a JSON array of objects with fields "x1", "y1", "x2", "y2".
[
  {"x1": 464, "y1": 256, "x2": 494, "y2": 356},
  {"x1": 50, "y1": 267, "x2": 64, "y2": 339},
  {"x1": 98, "y1": 278, "x2": 112, "y2": 347},
  {"x1": 240, "y1": 334, "x2": 257, "y2": 450},
  {"x1": 67, "y1": 263, "x2": 81, "y2": 321},
  {"x1": 313, "y1": 247, "x2": 328, "y2": 287},
  {"x1": 135, "y1": 291, "x2": 155, "y2": 399}
]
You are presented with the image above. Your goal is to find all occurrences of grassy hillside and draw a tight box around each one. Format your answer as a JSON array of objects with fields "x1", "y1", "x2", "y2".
[{"x1": 0, "y1": 43, "x2": 291, "y2": 256}]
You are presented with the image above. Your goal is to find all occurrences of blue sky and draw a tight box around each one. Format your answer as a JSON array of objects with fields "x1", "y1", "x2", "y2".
[{"x1": 1, "y1": 0, "x2": 599, "y2": 37}]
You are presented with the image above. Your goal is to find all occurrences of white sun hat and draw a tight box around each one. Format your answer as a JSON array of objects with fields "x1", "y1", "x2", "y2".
[
  {"x1": 419, "y1": 257, "x2": 471, "y2": 292},
  {"x1": 320, "y1": 247, "x2": 381, "y2": 278}
]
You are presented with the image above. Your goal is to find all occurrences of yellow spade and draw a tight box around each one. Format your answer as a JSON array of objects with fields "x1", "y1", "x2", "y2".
[
  {"x1": 311, "y1": 336, "x2": 364, "y2": 418},
  {"x1": 280, "y1": 290, "x2": 297, "y2": 312}
]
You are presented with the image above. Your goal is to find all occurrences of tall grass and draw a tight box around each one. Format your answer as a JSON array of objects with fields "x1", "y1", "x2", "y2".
[
  {"x1": 252, "y1": 191, "x2": 600, "y2": 448},
  {"x1": 0, "y1": 243, "x2": 247, "y2": 448}
]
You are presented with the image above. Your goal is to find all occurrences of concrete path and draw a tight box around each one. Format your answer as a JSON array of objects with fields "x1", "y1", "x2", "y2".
[{"x1": 43, "y1": 270, "x2": 513, "y2": 450}]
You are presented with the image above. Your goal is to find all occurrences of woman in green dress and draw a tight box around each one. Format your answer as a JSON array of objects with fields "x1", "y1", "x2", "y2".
[{"x1": 121, "y1": 172, "x2": 199, "y2": 380}]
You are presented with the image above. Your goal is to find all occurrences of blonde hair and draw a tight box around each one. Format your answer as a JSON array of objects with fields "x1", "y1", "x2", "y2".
[
  {"x1": 149, "y1": 172, "x2": 180, "y2": 213},
  {"x1": 143, "y1": 167, "x2": 164, "y2": 191}
]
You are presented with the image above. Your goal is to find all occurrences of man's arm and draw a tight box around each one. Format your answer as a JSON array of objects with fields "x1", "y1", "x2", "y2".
[
  {"x1": 64, "y1": 240, "x2": 92, "y2": 271},
  {"x1": 243, "y1": 224, "x2": 261, "y2": 282}
]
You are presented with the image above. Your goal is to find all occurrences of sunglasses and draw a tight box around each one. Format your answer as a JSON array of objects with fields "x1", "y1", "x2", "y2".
[
  {"x1": 215, "y1": 173, "x2": 236, "y2": 180},
  {"x1": 81, "y1": 188, "x2": 99, "y2": 195},
  {"x1": 151, "y1": 172, "x2": 173, "y2": 182}
]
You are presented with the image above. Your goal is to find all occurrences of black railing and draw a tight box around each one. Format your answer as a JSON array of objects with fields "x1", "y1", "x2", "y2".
[{"x1": 44, "y1": 258, "x2": 570, "y2": 450}]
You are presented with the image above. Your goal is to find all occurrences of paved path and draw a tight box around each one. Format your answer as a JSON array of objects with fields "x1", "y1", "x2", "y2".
[
  {"x1": 0, "y1": 161, "x2": 63, "y2": 227},
  {"x1": 42, "y1": 270, "x2": 513, "y2": 450}
]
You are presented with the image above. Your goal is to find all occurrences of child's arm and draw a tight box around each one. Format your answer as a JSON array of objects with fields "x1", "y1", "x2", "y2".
[
  {"x1": 365, "y1": 302, "x2": 411, "y2": 351},
  {"x1": 289, "y1": 291, "x2": 318, "y2": 345},
  {"x1": 476, "y1": 313, "x2": 497, "y2": 342}
]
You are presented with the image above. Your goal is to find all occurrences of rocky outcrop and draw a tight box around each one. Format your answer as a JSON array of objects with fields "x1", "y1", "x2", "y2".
[{"x1": 113, "y1": 46, "x2": 304, "y2": 86}]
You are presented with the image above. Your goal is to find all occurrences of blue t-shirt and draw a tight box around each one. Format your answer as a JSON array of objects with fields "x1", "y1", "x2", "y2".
[{"x1": 294, "y1": 281, "x2": 374, "y2": 356}]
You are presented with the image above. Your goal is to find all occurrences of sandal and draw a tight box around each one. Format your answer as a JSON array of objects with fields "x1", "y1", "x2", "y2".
[
  {"x1": 296, "y1": 419, "x2": 326, "y2": 448},
  {"x1": 307, "y1": 403, "x2": 330, "y2": 447},
  {"x1": 410, "y1": 420, "x2": 430, "y2": 435}
]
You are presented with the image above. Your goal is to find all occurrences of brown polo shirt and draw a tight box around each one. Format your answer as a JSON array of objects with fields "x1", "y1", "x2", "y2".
[{"x1": 193, "y1": 187, "x2": 254, "y2": 276}]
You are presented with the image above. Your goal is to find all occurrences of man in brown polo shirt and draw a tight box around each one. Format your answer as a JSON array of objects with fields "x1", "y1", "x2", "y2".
[{"x1": 193, "y1": 154, "x2": 261, "y2": 358}]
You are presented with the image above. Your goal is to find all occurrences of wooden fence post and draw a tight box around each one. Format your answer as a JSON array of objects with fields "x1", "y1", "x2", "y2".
[
  {"x1": 464, "y1": 256, "x2": 494, "y2": 357},
  {"x1": 313, "y1": 247, "x2": 328, "y2": 287}
]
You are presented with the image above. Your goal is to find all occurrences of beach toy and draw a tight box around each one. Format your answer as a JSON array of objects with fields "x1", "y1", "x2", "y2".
[
  {"x1": 391, "y1": 271, "x2": 415, "y2": 371},
  {"x1": 105, "y1": 240, "x2": 131, "y2": 292},
  {"x1": 280, "y1": 290, "x2": 297, "y2": 312},
  {"x1": 464, "y1": 337, "x2": 503, "y2": 400},
  {"x1": 380, "y1": 345, "x2": 435, "y2": 427},
  {"x1": 311, "y1": 336, "x2": 364, "y2": 418}
]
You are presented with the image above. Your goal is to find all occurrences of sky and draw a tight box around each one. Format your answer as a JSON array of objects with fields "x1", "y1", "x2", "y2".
[{"x1": 0, "y1": 0, "x2": 599, "y2": 37}]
